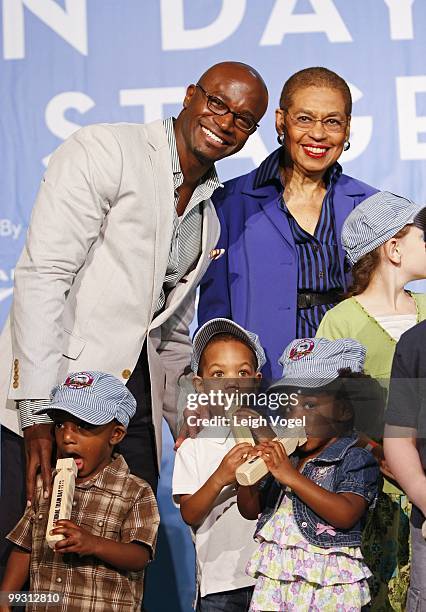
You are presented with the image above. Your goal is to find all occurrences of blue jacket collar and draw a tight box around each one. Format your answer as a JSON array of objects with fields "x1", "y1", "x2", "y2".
[
  {"x1": 303, "y1": 434, "x2": 359, "y2": 465},
  {"x1": 245, "y1": 148, "x2": 369, "y2": 199},
  {"x1": 252, "y1": 148, "x2": 281, "y2": 189},
  {"x1": 239, "y1": 150, "x2": 372, "y2": 282},
  {"x1": 251, "y1": 148, "x2": 343, "y2": 192}
]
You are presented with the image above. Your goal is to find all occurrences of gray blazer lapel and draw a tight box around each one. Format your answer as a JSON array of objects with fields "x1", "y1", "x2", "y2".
[{"x1": 143, "y1": 120, "x2": 175, "y2": 319}]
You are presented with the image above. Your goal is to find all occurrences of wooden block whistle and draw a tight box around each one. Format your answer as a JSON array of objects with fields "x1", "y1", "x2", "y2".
[
  {"x1": 46, "y1": 458, "x2": 78, "y2": 550},
  {"x1": 236, "y1": 430, "x2": 307, "y2": 486},
  {"x1": 227, "y1": 399, "x2": 255, "y2": 445}
]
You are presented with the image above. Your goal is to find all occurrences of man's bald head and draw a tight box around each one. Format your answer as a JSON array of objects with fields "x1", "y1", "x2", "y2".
[
  {"x1": 175, "y1": 61, "x2": 268, "y2": 172},
  {"x1": 197, "y1": 61, "x2": 268, "y2": 116}
]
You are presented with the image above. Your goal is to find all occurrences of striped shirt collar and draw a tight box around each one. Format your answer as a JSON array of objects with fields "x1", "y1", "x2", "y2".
[
  {"x1": 163, "y1": 116, "x2": 222, "y2": 193},
  {"x1": 253, "y1": 147, "x2": 342, "y2": 190}
]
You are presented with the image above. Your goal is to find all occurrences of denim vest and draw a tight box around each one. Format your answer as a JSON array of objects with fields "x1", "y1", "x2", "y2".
[{"x1": 255, "y1": 435, "x2": 379, "y2": 548}]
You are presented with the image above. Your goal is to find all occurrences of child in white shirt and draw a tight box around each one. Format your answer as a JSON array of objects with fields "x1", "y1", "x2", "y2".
[{"x1": 173, "y1": 318, "x2": 266, "y2": 611}]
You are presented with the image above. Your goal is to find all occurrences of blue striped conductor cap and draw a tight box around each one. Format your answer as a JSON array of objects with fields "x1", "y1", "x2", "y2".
[
  {"x1": 34, "y1": 371, "x2": 137, "y2": 427},
  {"x1": 191, "y1": 318, "x2": 266, "y2": 374},
  {"x1": 271, "y1": 337, "x2": 366, "y2": 389},
  {"x1": 342, "y1": 190, "x2": 426, "y2": 265}
]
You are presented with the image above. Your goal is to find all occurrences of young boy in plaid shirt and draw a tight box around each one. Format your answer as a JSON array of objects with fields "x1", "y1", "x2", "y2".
[{"x1": 0, "y1": 371, "x2": 159, "y2": 612}]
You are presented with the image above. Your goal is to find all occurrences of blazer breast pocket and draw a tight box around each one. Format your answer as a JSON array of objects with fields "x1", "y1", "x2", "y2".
[{"x1": 62, "y1": 329, "x2": 86, "y2": 360}]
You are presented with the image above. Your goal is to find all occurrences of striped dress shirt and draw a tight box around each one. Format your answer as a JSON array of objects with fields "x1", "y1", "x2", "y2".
[
  {"x1": 156, "y1": 117, "x2": 222, "y2": 312},
  {"x1": 19, "y1": 118, "x2": 222, "y2": 428},
  {"x1": 254, "y1": 150, "x2": 343, "y2": 339}
]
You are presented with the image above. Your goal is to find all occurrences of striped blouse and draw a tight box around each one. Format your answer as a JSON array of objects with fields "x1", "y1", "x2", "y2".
[{"x1": 254, "y1": 149, "x2": 343, "y2": 339}]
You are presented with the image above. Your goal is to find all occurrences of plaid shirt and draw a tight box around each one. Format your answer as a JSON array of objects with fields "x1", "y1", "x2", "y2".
[{"x1": 7, "y1": 454, "x2": 159, "y2": 612}]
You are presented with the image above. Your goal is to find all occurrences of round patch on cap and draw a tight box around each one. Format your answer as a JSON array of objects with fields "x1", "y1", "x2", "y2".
[
  {"x1": 289, "y1": 339, "x2": 315, "y2": 361},
  {"x1": 64, "y1": 372, "x2": 94, "y2": 389}
]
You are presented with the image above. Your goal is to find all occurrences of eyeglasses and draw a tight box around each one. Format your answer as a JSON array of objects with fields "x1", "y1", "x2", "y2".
[
  {"x1": 196, "y1": 83, "x2": 258, "y2": 133},
  {"x1": 285, "y1": 111, "x2": 348, "y2": 134}
]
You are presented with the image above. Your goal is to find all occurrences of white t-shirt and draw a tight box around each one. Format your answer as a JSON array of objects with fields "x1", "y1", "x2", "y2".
[
  {"x1": 172, "y1": 427, "x2": 258, "y2": 598},
  {"x1": 375, "y1": 313, "x2": 417, "y2": 341}
]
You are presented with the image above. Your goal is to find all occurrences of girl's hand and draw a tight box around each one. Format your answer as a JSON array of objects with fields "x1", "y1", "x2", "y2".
[
  {"x1": 369, "y1": 444, "x2": 397, "y2": 481},
  {"x1": 256, "y1": 440, "x2": 298, "y2": 486},
  {"x1": 214, "y1": 443, "x2": 254, "y2": 487}
]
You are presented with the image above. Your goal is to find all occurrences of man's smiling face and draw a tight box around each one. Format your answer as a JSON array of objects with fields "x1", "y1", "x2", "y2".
[{"x1": 176, "y1": 63, "x2": 268, "y2": 168}]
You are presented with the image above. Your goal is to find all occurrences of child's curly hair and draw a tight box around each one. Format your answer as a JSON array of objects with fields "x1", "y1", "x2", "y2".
[{"x1": 316, "y1": 369, "x2": 385, "y2": 437}]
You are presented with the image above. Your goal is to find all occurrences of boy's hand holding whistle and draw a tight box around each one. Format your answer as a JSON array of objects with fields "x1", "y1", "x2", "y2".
[
  {"x1": 51, "y1": 519, "x2": 99, "y2": 556},
  {"x1": 213, "y1": 443, "x2": 255, "y2": 488},
  {"x1": 46, "y1": 458, "x2": 100, "y2": 556}
]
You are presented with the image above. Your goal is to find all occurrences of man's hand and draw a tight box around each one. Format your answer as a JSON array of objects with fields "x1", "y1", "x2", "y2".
[
  {"x1": 51, "y1": 519, "x2": 98, "y2": 556},
  {"x1": 23, "y1": 423, "x2": 54, "y2": 504},
  {"x1": 174, "y1": 402, "x2": 211, "y2": 450},
  {"x1": 174, "y1": 420, "x2": 194, "y2": 451}
]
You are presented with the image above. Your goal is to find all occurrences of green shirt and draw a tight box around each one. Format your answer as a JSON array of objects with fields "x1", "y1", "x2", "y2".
[{"x1": 316, "y1": 293, "x2": 426, "y2": 380}]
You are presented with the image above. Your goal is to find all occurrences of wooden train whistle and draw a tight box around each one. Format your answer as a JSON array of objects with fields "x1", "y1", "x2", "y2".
[
  {"x1": 236, "y1": 430, "x2": 307, "y2": 486},
  {"x1": 228, "y1": 402, "x2": 255, "y2": 445},
  {"x1": 46, "y1": 458, "x2": 78, "y2": 550}
]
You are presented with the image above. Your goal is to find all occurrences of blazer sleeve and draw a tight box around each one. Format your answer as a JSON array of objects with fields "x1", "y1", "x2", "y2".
[
  {"x1": 197, "y1": 191, "x2": 231, "y2": 325},
  {"x1": 10, "y1": 125, "x2": 123, "y2": 400}
]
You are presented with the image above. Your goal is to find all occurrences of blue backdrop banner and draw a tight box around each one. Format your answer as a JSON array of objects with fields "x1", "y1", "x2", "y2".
[{"x1": 1, "y1": 1, "x2": 426, "y2": 609}]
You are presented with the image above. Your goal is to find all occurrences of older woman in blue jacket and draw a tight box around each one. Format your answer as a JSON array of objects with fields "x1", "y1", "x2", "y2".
[{"x1": 198, "y1": 67, "x2": 377, "y2": 381}]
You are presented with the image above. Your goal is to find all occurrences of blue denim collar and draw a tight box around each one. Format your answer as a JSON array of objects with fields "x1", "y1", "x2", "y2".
[{"x1": 300, "y1": 433, "x2": 358, "y2": 465}]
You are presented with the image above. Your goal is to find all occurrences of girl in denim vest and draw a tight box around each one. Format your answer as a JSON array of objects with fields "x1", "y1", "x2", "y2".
[{"x1": 238, "y1": 337, "x2": 381, "y2": 611}]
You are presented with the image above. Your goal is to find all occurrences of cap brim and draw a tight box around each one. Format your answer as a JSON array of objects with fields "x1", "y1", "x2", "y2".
[
  {"x1": 269, "y1": 375, "x2": 338, "y2": 392},
  {"x1": 34, "y1": 401, "x2": 114, "y2": 426}
]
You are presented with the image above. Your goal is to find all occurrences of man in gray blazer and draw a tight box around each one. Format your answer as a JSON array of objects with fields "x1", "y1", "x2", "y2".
[{"x1": 0, "y1": 61, "x2": 268, "y2": 572}]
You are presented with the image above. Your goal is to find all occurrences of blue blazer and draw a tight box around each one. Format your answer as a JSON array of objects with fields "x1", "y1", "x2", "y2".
[{"x1": 198, "y1": 150, "x2": 378, "y2": 380}]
